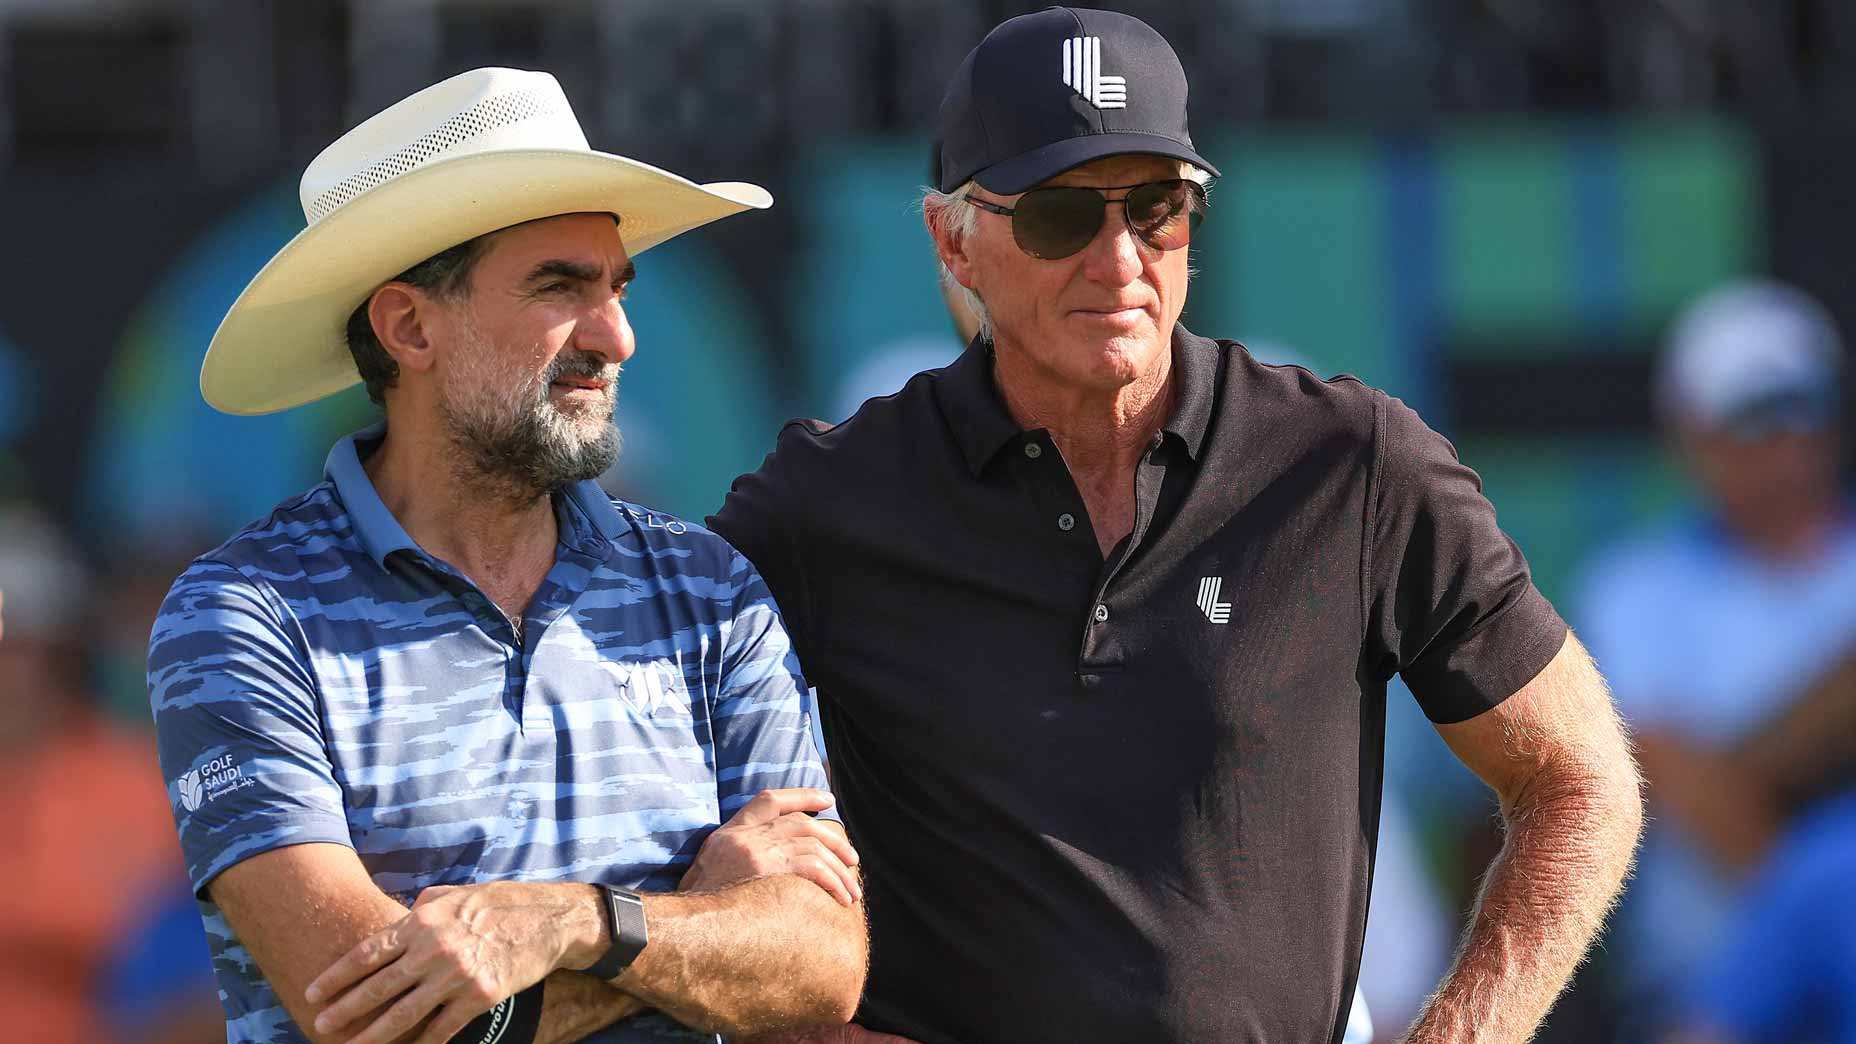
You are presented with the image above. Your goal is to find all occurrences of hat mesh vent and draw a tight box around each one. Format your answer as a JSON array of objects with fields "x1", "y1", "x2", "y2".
[{"x1": 309, "y1": 89, "x2": 562, "y2": 222}]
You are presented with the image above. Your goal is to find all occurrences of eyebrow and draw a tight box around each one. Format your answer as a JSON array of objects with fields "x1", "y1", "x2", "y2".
[{"x1": 521, "y1": 259, "x2": 637, "y2": 288}]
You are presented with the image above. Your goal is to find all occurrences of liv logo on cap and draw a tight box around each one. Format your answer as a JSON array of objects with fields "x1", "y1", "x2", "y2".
[
  {"x1": 936, "y1": 6, "x2": 1219, "y2": 194},
  {"x1": 1062, "y1": 36, "x2": 1127, "y2": 109}
]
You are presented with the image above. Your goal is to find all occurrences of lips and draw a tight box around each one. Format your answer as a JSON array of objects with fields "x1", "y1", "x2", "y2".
[
  {"x1": 551, "y1": 378, "x2": 607, "y2": 392},
  {"x1": 1073, "y1": 306, "x2": 1146, "y2": 321}
]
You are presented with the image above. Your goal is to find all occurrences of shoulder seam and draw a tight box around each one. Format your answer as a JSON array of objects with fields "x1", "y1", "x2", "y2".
[
  {"x1": 1360, "y1": 389, "x2": 1388, "y2": 652},
  {"x1": 765, "y1": 427, "x2": 825, "y2": 663},
  {"x1": 195, "y1": 555, "x2": 333, "y2": 756}
]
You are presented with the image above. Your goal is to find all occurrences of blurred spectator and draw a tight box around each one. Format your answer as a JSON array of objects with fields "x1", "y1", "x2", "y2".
[
  {"x1": 1669, "y1": 789, "x2": 1856, "y2": 1044},
  {"x1": 0, "y1": 504, "x2": 196, "y2": 1042},
  {"x1": 1577, "y1": 280, "x2": 1856, "y2": 1032},
  {"x1": 96, "y1": 879, "x2": 222, "y2": 1044}
]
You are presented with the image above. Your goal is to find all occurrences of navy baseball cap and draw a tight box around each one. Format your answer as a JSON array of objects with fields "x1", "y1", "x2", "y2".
[{"x1": 936, "y1": 6, "x2": 1219, "y2": 194}]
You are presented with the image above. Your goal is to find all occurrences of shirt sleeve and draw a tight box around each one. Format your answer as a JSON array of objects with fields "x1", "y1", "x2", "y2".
[
  {"x1": 1365, "y1": 393, "x2": 1569, "y2": 724},
  {"x1": 707, "y1": 420, "x2": 825, "y2": 667},
  {"x1": 709, "y1": 548, "x2": 838, "y2": 823},
  {"x1": 147, "y1": 558, "x2": 354, "y2": 896}
]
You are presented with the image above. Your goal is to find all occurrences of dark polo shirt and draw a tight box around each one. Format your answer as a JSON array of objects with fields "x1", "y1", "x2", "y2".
[{"x1": 708, "y1": 326, "x2": 1567, "y2": 1044}]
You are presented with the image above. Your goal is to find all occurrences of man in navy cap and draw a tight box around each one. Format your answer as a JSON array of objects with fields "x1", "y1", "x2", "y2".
[{"x1": 714, "y1": 9, "x2": 1642, "y2": 1043}]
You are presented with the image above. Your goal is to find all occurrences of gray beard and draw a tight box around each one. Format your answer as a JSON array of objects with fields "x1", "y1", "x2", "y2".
[
  {"x1": 437, "y1": 323, "x2": 623, "y2": 502},
  {"x1": 441, "y1": 392, "x2": 621, "y2": 500}
]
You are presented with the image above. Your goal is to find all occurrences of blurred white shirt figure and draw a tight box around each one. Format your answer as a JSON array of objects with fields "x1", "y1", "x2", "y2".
[{"x1": 1577, "y1": 280, "x2": 1856, "y2": 1026}]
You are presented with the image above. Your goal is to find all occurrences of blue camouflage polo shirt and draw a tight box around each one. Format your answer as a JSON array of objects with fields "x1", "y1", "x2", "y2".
[{"x1": 148, "y1": 424, "x2": 832, "y2": 1044}]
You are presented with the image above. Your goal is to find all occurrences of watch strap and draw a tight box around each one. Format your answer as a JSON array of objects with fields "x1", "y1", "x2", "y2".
[{"x1": 586, "y1": 885, "x2": 648, "y2": 981}]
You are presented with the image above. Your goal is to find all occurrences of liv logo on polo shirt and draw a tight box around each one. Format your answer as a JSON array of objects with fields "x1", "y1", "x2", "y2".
[
  {"x1": 1062, "y1": 36, "x2": 1127, "y2": 109},
  {"x1": 1196, "y1": 577, "x2": 1232, "y2": 624},
  {"x1": 175, "y1": 752, "x2": 254, "y2": 811}
]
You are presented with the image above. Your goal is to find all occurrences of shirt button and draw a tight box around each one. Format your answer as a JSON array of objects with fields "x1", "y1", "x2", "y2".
[
  {"x1": 1079, "y1": 673, "x2": 1102, "y2": 690},
  {"x1": 1092, "y1": 603, "x2": 1109, "y2": 623},
  {"x1": 1057, "y1": 512, "x2": 1076, "y2": 532},
  {"x1": 1023, "y1": 442, "x2": 1043, "y2": 460}
]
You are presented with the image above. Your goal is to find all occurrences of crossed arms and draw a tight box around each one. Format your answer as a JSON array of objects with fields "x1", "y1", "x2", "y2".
[{"x1": 211, "y1": 788, "x2": 866, "y2": 1044}]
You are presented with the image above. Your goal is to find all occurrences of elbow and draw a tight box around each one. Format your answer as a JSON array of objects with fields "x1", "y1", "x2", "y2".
[
  {"x1": 1565, "y1": 753, "x2": 1649, "y2": 873},
  {"x1": 795, "y1": 885, "x2": 868, "y2": 1027},
  {"x1": 817, "y1": 927, "x2": 868, "y2": 1025},
  {"x1": 706, "y1": 879, "x2": 867, "y2": 1036},
  {"x1": 1617, "y1": 754, "x2": 1648, "y2": 861},
  {"x1": 1597, "y1": 741, "x2": 1647, "y2": 849},
  {"x1": 1510, "y1": 749, "x2": 1645, "y2": 862}
]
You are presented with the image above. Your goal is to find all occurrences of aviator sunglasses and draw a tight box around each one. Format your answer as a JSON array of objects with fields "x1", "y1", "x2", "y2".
[{"x1": 962, "y1": 178, "x2": 1207, "y2": 260}]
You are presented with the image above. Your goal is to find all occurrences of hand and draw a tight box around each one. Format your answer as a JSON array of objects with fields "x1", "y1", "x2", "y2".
[
  {"x1": 679, "y1": 788, "x2": 863, "y2": 906},
  {"x1": 304, "y1": 880, "x2": 586, "y2": 1044}
]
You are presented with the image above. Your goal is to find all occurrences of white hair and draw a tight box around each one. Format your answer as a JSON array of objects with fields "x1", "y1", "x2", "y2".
[
  {"x1": 921, "y1": 181, "x2": 991, "y2": 341},
  {"x1": 919, "y1": 161, "x2": 1213, "y2": 345}
]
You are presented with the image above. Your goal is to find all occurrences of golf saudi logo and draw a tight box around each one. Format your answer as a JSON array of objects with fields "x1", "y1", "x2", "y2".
[
  {"x1": 177, "y1": 768, "x2": 206, "y2": 812},
  {"x1": 175, "y1": 752, "x2": 254, "y2": 812}
]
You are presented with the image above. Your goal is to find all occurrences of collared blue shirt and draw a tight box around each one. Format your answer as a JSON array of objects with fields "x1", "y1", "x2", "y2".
[{"x1": 149, "y1": 424, "x2": 832, "y2": 1043}]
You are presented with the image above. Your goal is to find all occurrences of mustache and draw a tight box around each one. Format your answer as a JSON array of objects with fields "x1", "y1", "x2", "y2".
[{"x1": 540, "y1": 352, "x2": 621, "y2": 391}]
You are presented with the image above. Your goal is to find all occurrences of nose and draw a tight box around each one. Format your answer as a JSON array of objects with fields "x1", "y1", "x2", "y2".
[
  {"x1": 1076, "y1": 202, "x2": 1144, "y2": 287},
  {"x1": 576, "y1": 289, "x2": 636, "y2": 365}
]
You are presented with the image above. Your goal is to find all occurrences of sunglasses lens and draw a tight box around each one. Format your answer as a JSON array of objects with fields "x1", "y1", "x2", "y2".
[
  {"x1": 1126, "y1": 180, "x2": 1198, "y2": 251},
  {"x1": 1010, "y1": 188, "x2": 1106, "y2": 260}
]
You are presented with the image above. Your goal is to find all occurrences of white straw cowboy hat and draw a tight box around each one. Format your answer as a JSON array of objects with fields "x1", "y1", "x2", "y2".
[{"x1": 200, "y1": 67, "x2": 772, "y2": 415}]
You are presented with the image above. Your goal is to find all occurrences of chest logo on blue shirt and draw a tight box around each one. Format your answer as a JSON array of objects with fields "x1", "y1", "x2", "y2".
[{"x1": 600, "y1": 658, "x2": 692, "y2": 717}]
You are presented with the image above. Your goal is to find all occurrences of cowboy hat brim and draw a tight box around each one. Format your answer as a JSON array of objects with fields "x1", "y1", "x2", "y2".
[{"x1": 200, "y1": 148, "x2": 772, "y2": 415}]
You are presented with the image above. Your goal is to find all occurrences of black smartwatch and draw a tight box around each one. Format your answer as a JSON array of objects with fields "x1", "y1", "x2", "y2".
[{"x1": 585, "y1": 885, "x2": 649, "y2": 981}]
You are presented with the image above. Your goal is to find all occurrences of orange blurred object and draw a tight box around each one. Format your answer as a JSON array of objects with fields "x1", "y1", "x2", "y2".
[{"x1": 0, "y1": 714, "x2": 188, "y2": 1043}]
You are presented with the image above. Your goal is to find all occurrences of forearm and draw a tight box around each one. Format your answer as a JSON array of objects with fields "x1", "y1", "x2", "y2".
[
  {"x1": 1403, "y1": 767, "x2": 1641, "y2": 1043},
  {"x1": 563, "y1": 875, "x2": 865, "y2": 1037},
  {"x1": 536, "y1": 970, "x2": 650, "y2": 1044}
]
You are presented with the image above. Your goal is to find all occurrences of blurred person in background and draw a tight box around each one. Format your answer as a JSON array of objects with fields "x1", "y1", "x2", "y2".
[
  {"x1": 94, "y1": 542, "x2": 226, "y2": 1044},
  {"x1": 0, "y1": 504, "x2": 195, "y2": 1043},
  {"x1": 714, "y1": 9, "x2": 1641, "y2": 1043},
  {"x1": 149, "y1": 67, "x2": 862, "y2": 1044},
  {"x1": 1666, "y1": 788, "x2": 1856, "y2": 1044},
  {"x1": 96, "y1": 876, "x2": 223, "y2": 1044},
  {"x1": 1579, "y1": 279, "x2": 1856, "y2": 1036}
]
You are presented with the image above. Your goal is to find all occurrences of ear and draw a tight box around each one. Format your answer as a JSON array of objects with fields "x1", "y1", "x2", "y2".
[
  {"x1": 367, "y1": 283, "x2": 446, "y2": 377},
  {"x1": 925, "y1": 207, "x2": 980, "y2": 292}
]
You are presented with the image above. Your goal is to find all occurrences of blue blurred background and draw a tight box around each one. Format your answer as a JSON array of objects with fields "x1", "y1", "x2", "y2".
[{"x1": 4, "y1": 1, "x2": 1855, "y2": 1041}]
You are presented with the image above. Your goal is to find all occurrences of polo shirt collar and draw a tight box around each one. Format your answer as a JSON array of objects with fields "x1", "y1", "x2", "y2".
[
  {"x1": 1163, "y1": 325, "x2": 1219, "y2": 461},
  {"x1": 325, "y1": 422, "x2": 416, "y2": 569},
  {"x1": 935, "y1": 324, "x2": 1221, "y2": 475},
  {"x1": 324, "y1": 422, "x2": 625, "y2": 569},
  {"x1": 936, "y1": 338, "x2": 1023, "y2": 476},
  {"x1": 560, "y1": 477, "x2": 625, "y2": 544}
]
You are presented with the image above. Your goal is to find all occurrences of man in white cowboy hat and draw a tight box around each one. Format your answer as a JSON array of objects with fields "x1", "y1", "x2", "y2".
[
  {"x1": 712, "y1": 8, "x2": 1641, "y2": 1044},
  {"x1": 147, "y1": 68, "x2": 865, "y2": 1044}
]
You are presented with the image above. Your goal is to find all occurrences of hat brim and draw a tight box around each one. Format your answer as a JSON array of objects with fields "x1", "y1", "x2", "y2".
[
  {"x1": 201, "y1": 149, "x2": 771, "y2": 416},
  {"x1": 966, "y1": 133, "x2": 1219, "y2": 195}
]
